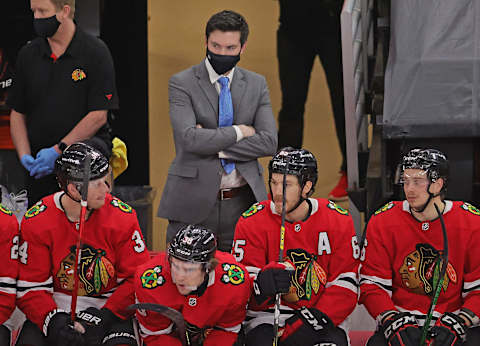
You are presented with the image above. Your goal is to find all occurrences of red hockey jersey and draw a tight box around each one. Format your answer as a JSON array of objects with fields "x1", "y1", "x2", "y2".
[
  {"x1": 0, "y1": 204, "x2": 19, "y2": 324},
  {"x1": 134, "y1": 251, "x2": 251, "y2": 346},
  {"x1": 359, "y1": 200, "x2": 480, "y2": 325},
  {"x1": 17, "y1": 192, "x2": 150, "y2": 330},
  {"x1": 233, "y1": 198, "x2": 359, "y2": 329}
]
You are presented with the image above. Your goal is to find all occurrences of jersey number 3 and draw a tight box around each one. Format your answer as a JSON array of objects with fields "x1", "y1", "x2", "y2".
[{"x1": 132, "y1": 230, "x2": 146, "y2": 253}]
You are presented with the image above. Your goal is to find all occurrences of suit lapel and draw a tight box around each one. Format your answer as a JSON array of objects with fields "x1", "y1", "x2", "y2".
[
  {"x1": 231, "y1": 68, "x2": 246, "y2": 123},
  {"x1": 194, "y1": 63, "x2": 218, "y2": 116}
]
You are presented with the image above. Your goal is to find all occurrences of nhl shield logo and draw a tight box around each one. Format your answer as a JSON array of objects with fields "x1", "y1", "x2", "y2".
[
  {"x1": 189, "y1": 298, "x2": 197, "y2": 306},
  {"x1": 421, "y1": 222, "x2": 429, "y2": 231}
]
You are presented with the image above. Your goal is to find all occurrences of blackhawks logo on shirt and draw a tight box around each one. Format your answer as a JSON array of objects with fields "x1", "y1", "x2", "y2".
[
  {"x1": 140, "y1": 265, "x2": 165, "y2": 289},
  {"x1": 111, "y1": 198, "x2": 133, "y2": 213},
  {"x1": 24, "y1": 201, "x2": 47, "y2": 219},
  {"x1": 220, "y1": 263, "x2": 245, "y2": 285},
  {"x1": 71, "y1": 68, "x2": 86, "y2": 81},
  {"x1": 399, "y1": 243, "x2": 457, "y2": 296},
  {"x1": 57, "y1": 244, "x2": 115, "y2": 296},
  {"x1": 282, "y1": 249, "x2": 327, "y2": 302}
]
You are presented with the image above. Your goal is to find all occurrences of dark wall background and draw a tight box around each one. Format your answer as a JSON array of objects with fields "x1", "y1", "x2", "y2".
[
  {"x1": 100, "y1": 0, "x2": 150, "y2": 186},
  {"x1": 2, "y1": 0, "x2": 150, "y2": 186}
]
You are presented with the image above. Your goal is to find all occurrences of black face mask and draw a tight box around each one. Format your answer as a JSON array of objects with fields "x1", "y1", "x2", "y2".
[
  {"x1": 206, "y1": 49, "x2": 240, "y2": 75},
  {"x1": 34, "y1": 15, "x2": 61, "y2": 38}
]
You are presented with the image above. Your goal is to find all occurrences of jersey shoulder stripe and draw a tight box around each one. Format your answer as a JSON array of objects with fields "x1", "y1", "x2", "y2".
[
  {"x1": 326, "y1": 200, "x2": 349, "y2": 216},
  {"x1": 373, "y1": 201, "x2": 396, "y2": 216},
  {"x1": 460, "y1": 202, "x2": 480, "y2": 216},
  {"x1": 241, "y1": 202, "x2": 265, "y2": 219}
]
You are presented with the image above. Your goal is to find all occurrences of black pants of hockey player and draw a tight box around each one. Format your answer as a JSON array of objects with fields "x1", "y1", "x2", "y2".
[
  {"x1": 366, "y1": 326, "x2": 480, "y2": 345},
  {"x1": 276, "y1": 27, "x2": 346, "y2": 172},
  {"x1": 15, "y1": 318, "x2": 137, "y2": 346},
  {"x1": 245, "y1": 323, "x2": 349, "y2": 346},
  {"x1": 0, "y1": 325, "x2": 10, "y2": 345}
]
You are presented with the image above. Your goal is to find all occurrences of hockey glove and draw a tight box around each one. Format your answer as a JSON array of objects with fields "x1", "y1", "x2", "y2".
[
  {"x1": 20, "y1": 154, "x2": 35, "y2": 173},
  {"x1": 44, "y1": 310, "x2": 85, "y2": 346},
  {"x1": 31, "y1": 146, "x2": 59, "y2": 178},
  {"x1": 379, "y1": 311, "x2": 421, "y2": 346},
  {"x1": 253, "y1": 261, "x2": 293, "y2": 305},
  {"x1": 77, "y1": 307, "x2": 120, "y2": 345},
  {"x1": 280, "y1": 307, "x2": 334, "y2": 346},
  {"x1": 427, "y1": 312, "x2": 467, "y2": 346}
]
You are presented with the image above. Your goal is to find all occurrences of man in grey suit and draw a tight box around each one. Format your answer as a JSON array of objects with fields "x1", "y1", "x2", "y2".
[{"x1": 158, "y1": 10, "x2": 277, "y2": 251}]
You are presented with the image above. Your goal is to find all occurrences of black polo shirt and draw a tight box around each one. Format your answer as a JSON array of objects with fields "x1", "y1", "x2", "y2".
[{"x1": 7, "y1": 27, "x2": 118, "y2": 154}]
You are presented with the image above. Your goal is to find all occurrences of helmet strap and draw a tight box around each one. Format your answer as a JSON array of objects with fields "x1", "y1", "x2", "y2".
[{"x1": 410, "y1": 181, "x2": 441, "y2": 214}]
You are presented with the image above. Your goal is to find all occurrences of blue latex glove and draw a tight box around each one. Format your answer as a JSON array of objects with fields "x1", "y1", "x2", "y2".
[
  {"x1": 30, "y1": 147, "x2": 60, "y2": 179},
  {"x1": 20, "y1": 154, "x2": 35, "y2": 173}
]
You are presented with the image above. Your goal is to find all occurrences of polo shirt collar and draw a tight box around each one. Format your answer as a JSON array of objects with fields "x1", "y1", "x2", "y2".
[{"x1": 38, "y1": 25, "x2": 82, "y2": 59}]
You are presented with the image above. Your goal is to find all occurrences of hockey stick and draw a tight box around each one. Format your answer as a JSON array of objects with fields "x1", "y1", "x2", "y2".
[
  {"x1": 129, "y1": 303, "x2": 187, "y2": 346},
  {"x1": 273, "y1": 157, "x2": 290, "y2": 346},
  {"x1": 70, "y1": 155, "x2": 91, "y2": 322},
  {"x1": 419, "y1": 202, "x2": 449, "y2": 346}
]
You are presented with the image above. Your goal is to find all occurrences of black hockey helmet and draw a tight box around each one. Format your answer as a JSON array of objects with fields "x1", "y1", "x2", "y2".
[
  {"x1": 401, "y1": 148, "x2": 449, "y2": 186},
  {"x1": 168, "y1": 225, "x2": 217, "y2": 264},
  {"x1": 55, "y1": 142, "x2": 110, "y2": 194},
  {"x1": 269, "y1": 147, "x2": 318, "y2": 189}
]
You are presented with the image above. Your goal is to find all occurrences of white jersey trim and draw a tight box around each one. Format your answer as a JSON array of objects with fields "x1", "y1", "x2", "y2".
[
  {"x1": 138, "y1": 321, "x2": 173, "y2": 337},
  {"x1": 0, "y1": 277, "x2": 16, "y2": 295},
  {"x1": 246, "y1": 266, "x2": 260, "y2": 279},
  {"x1": 218, "y1": 323, "x2": 242, "y2": 333},
  {"x1": 462, "y1": 278, "x2": 480, "y2": 298},
  {"x1": 17, "y1": 277, "x2": 53, "y2": 298},
  {"x1": 0, "y1": 277, "x2": 16, "y2": 294},
  {"x1": 359, "y1": 274, "x2": 392, "y2": 297},
  {"x1": 269, "y1": 198, "x2": 319, "y2": 216},
  {"x1": 53, "y1": 291, "x2": 109, "y2": 312},
  {"x1": 326, "y1": 272, "x2": 358, "y2": 294},
  {"x1": 245, "y1": 306, "x2": 294, "y2": 333},
  {"x1": 402, "y1": 200, "x2": 453, "y2": 214}
]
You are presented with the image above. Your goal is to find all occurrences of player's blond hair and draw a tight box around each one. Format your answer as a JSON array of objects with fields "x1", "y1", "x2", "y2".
[{"x1": 50, "y1": 0, "x2": 75, "y2": 18}]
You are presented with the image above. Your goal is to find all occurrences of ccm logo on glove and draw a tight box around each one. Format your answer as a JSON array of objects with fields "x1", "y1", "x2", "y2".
[{"x1": 384, "y1": 314, "x2": 416, "y2": 339}]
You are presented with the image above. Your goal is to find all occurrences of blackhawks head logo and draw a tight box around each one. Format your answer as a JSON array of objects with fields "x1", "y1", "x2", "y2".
[
  {"x1": 282, "y1": 249, "x2": 327, "y2": 303},
  {"x1": 399, "y1": 243, "x2": 457, "y2": 296},
  {"x1": 57, "y1": 244, "x2": 115, "y2": 296}
]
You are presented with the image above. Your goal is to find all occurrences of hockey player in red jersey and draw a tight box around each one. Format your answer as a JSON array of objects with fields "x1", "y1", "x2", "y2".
[
  {"x1": 0, "y1": 203, "x2": 19, "y2": 345},
  {"x1": 16, "y1": 142, "x2": 150, "y2": 346},
  {"x1": 233, "y1": 147, "x2": 359, "y2": 346},
  {"x1": 360, "y1": 148, "x2": 480, "y2": 345},
  {"x1": 134, "y1": 225, "x2": 251, "y2": 345}
]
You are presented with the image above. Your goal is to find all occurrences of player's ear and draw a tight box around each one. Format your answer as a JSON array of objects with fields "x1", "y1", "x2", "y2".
[
  {"x1": 302, "y1": 181, "x2": 313, "y2": 198},
  {"x1": 67, "y1": 182, "x2": 81, "y2": 199}
]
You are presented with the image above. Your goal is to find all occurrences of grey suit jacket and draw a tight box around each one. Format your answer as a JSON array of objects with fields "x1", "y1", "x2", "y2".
[{"x1": 157, "y1": 62, "x2": 277, "y2": 224}]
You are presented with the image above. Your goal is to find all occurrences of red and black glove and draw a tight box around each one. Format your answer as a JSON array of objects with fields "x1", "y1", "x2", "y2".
[
  {"x1": 379, "y1": 311, "x2": 421, "y2": 346},
  {"x1": 280, "y1": 307, "x2": 334, "y2": 346},
  {"x1": 253, "y1": 261, "x2": 293, "y2": 305},
  {"x1": 427, "y1": 312, "x2": 467, "y2": 346}
]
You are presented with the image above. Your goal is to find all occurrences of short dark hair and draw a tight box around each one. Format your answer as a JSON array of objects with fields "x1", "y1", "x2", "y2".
[{"x1": 205, "y1": 10, "x2": 249, "y2": 46}]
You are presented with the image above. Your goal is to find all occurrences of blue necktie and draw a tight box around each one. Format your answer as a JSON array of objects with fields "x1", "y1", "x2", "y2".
[{"x1": 218, "y1": 76, "x2": 235, "y2": 174}]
